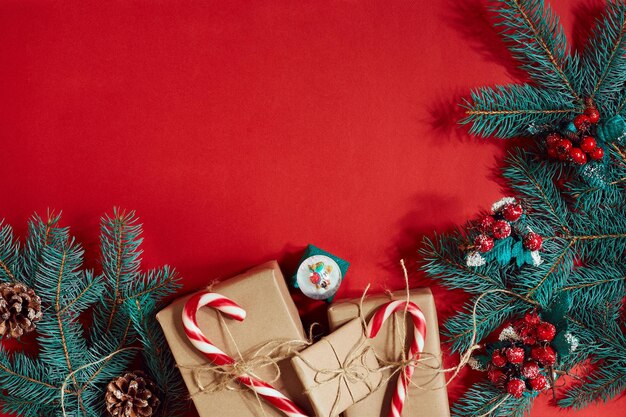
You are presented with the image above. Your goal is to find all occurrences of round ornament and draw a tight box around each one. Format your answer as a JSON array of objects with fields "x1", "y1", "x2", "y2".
[{"x1": 296, "y1": 255, "x2": 343, "y2": 301}]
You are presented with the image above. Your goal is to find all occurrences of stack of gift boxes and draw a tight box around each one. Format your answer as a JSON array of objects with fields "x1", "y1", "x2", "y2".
[{"x1": 157, "y1": 261, "x2": 450, "y2": 417}]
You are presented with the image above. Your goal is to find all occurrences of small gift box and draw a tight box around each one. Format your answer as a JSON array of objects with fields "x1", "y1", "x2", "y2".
[
  {"x1": 156, "y1": 261, "x2": 312, "y2": 417},
  {"x1": 291, "y1": 318, "x2": 382, "y2": 417},
  {"x1": 327, "y1": 288, "x2": 450, "y2": 417}
]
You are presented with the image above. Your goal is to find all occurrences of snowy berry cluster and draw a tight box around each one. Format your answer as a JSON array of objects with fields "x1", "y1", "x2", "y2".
[
  {"x1": 472, "y1": 199, "x2": 542, "y2": 254},
  {"x1": 486, "y1": 312, "x2": 557, "y2": 398},
  {"x1": 545, "y1": 102, "x2": 604, "y2": 165}
]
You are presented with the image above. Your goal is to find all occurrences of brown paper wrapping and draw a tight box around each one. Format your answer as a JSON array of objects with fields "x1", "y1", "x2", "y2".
[
  {"x1": 156, "y1": 261, "x2": 312, "y2": 417},
  {"x1": 291, "y1": 318, "x2": 382, "y2": 417},
  {"x1": 327, "y1": 288, "x2": 451, "y2": 417}
]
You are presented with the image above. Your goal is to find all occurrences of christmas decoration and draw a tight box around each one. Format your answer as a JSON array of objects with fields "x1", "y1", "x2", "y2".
[
  {"x1": 106, "y1": 371, "x2": 160, "y2": 417},
  {"x1": 423, "y1": 0, "x2": 626, "y2": 415},
  {"x1": 0, "y1": 211, "x2": 187, "y2": 417},
  {"x1": 0, "y1": 282, "x2": 42, "y2": 338},
  {"x1": 293, "y1": 244, "x2": 349, "y2": 302},
  {"x1": 366, "y1": 300, "x2": 427, "y2": 417},
  {"x1": 183, "y1": 291, "x2": 309, "y2": 417},
  {"x1": 157, "y1": 261, "x2": 311, "y2": 417},
  {"x1": 464, "y1": 197, "x2": 543, "y2": 268},
  {"x1": 327, "y1": 288, "x2": 450, "y2": 417}
]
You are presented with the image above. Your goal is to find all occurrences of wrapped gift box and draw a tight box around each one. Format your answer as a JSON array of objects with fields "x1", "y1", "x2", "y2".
[
  {"x1": 327, "y1": 288, "x2": 450, "y2": 417},
  {"x1": 291, "y1": 318, "x2": 382, "y2": 417},
  {"x1": 156, "y1": 261, "x2": 312, "y2": 417}
]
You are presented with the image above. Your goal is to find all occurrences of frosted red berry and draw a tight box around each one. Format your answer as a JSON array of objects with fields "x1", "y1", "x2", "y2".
[
  {"x1": 523, "y1": 232, "x2": 543, "y2": 251},
  {"x1": 506, "y1": 347, "x2": 526, "y2": 364},
  {"x1": 590, "y1": 147, "x2": 604, "y2": 160},
  {"x1": 491, "y1": 220, "x2": 512, "y2": 239},
  {"x1": 574, "y1": 114, "x2": 592, "y2": 131},
  {"x1": 491, "y1": 350, "x2": 507, "y2": 368},
  {"x1": 545, "y1": 132, "x2": 563, "y2": 148},
  {"x1": 478, "y1": 215, "x2": 495, "y2": 233},
  {"x1": 531, "y1": 346, "x2": 556, "y2": 366},
  {"x1": 506, "y1": 378, "x2": 526, "y2": 398},
  {"x1": 524, "y1": 312, "x2": 541, "y2": 325},
  {"x1": 585, "y1": 107, "x2": 600, "y2": 124},
  {"x1": 488, "y1": 368, "x2": 506, "y2": 385},
  {"x1": 502, "y1": 203, "x2": 524, "y2": 222},
  {"x1": 556, "y1": 139, "x2": 573, "y2": 159},
  {"x1": 474, "y1": 234, "x2": 495, "y2": 253},
  {"x1": 580, "y1": 136, "x2": 597, "y2": 153},
  {"x1": 570, "y1": 147, "x2": 587, "y2": 165},
  {"x1": 529, "y1": 375, "x2": 548, "y2": 391},
  {"x1": 521, "y1": 361, "x2": 540, "y2": 379},
  {"x1": 536, "y1": 322, "x2": 556, "y2": 342}
]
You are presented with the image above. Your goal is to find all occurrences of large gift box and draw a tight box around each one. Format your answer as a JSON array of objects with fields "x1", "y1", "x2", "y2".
[
  {"x1": 291, "y1": 318, "x2": 382, "y2": 417},
  {"x1": 327, "y1": 288, "x2": 451, "y2": 417},
  {"x1": 156, "y1": 261, "x2": 312, "y2": 417}
]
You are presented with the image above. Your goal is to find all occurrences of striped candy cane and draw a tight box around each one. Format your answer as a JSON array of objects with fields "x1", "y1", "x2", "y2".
[
  {"x1": 183, "y1": 291, "x2": 310, "y2": 417},
  {"x1": 366, "y1": 300, "x2": 427, "y2": 417}
]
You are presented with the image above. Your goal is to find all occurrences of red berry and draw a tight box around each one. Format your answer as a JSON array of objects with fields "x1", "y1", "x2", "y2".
[
  {"x1": 506, "y1": 347, "x2": 526, "y2": 364},
  {"x1": 570, "y1": 147, "x2": 587, "y2": 165},
  {"x1": 524, "y1": 312, "x2": 541, "y2": 325},
  {"x1": 523, "y1": 232, "x2": 543, "y2": 251},
  {"x1": 491, "y1": 350, "x2": 508, "y2": 367},
  {"x1": 574, "y1": 114, "x2": 592, "y2": 131},
  {"x1": 547, "y1": 147, "x2": 559, "y2": 159},
  {"x1": 488, "y1": 368, "x2": 506, "y2": 385},
  {"x1": 580, "y1": 136, "x2": 597, "y2": 153},
  {"x1": 478, "y1": 215, "x2": 495, "y2": 233},
  {"x1": 590, "y1": 147, "x2": 604, "y2": 161},
  {"x1": 585, "y1": 107, "x2": 601, "y2": 124},
  {"x1": 474, "y1": 234, "x2": 495, "y2": 253},
  {"x1": 502, "y1": 203, "x2": 524, "y2": 222},
  {"x1": 556, "y1": 139, "x2": 573, "y2": 158},
  {"x1": 529, "y1": 375, "x2": 548, "y2": 391},
  {"x1": 536, "y1": 322, "x2": 556, "y2": 342},
  {"x1": 521, "y1": 361, "x2": 540, "y2": 379},
  {"x1": 531, "y1": 346, "x2": 556, "y2": 366},
  {"x1": 506, "y1": 378, "x2": 526, "y2": 398},
  {"x1": 491, "y1": 220, "x2": 512, "y2": 239},
  {"x1": 546, "y1": 132, "x2": 563, "y2": 148}
]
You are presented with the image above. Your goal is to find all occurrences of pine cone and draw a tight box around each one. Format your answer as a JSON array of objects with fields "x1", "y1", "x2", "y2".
[
  {"x1": 0, "y1": 282, "x2": 43, "y2": 338},
  {"x1": 106, "y1": 371, "x2": 161, "y2": 417}
]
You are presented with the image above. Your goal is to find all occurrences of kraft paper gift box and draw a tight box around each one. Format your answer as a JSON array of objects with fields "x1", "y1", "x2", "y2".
[
  {"x1": 156, "y1": 261, "x2": 312, "y2": 417},
  {"x1": 327, "y1": 288, "x2": 451, "y2": 417},
  {"x1": 291, "y1": 318, "x2": 382, "y2": 417}
]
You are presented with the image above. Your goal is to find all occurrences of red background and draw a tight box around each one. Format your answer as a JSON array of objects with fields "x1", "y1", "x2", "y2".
[{"x1": 0, "y1": 0, "x2": 623, "y2": 416}]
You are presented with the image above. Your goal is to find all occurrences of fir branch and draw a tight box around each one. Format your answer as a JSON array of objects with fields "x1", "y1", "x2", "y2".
[
  {"x1": 559, "y1": 362, "x2": 626, "y2": 409},
  {"x1": 581, "y1": 2, "x2": 626, "y2": 109},
  {"x1": 23, "y1": 212, "x2": 67, "y2": 287},
  {"x1": 452, "y1": 381, "x2": 533, "y2": 417},
  {"x1": 502, "y1": 150, "x2": 569, "y2": 233},
  {"x1": 0, "y1": 222, "x2": 19, "y2": 283},
  {"x1": 494, "y1": 0, "x2": 581, "y2": 102},
  {"x1": 99, "y1": 209, "x2": 143, "y2": 333},
  {"x1": 462, "y1": 84, "x2": 579, "y2": 138}
]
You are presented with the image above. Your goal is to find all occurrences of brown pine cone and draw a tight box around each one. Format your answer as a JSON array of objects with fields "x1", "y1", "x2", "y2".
[
  {"x1": 0, "y1": 282, "x2": 43, "y2": 338},
  {"x1": 106, "y1": 371, "x2": 161, "y2": 417}
]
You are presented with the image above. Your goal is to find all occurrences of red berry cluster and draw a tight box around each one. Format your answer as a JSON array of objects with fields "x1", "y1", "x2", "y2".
[
  {"x1": 545, "y1": 104, "x2": 604, "y2": 165},
  {"x1": 473, "y1": 201, "x2": 542, "y2": 253},
  {"x1": 486, "y1": 312, "x2": 557, "y2": 398}
]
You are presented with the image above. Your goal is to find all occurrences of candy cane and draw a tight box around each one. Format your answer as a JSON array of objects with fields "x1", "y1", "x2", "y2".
[
  {"x1": 183, "y1": 291, "x2": 310, "y2": 417},
  {"x1": 366, "y1": 300, "x2": 427, "y2": 417}
]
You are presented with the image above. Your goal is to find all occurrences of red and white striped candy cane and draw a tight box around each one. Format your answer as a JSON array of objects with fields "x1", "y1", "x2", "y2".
[
  {"x1": 183, "y1": 291, "x2": 310, "y2": 417},
  {"x1": 366, "y1": 300, "x2": 427, "y2": 417}
]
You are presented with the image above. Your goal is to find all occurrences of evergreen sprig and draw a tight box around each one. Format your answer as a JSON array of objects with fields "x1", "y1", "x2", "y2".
[
  {"x1": 424, "y1": 0, "x2": 626, "y2": 415},
  {"x1": 0, "y1": 211, "x2": 188, "y2": 417}
]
